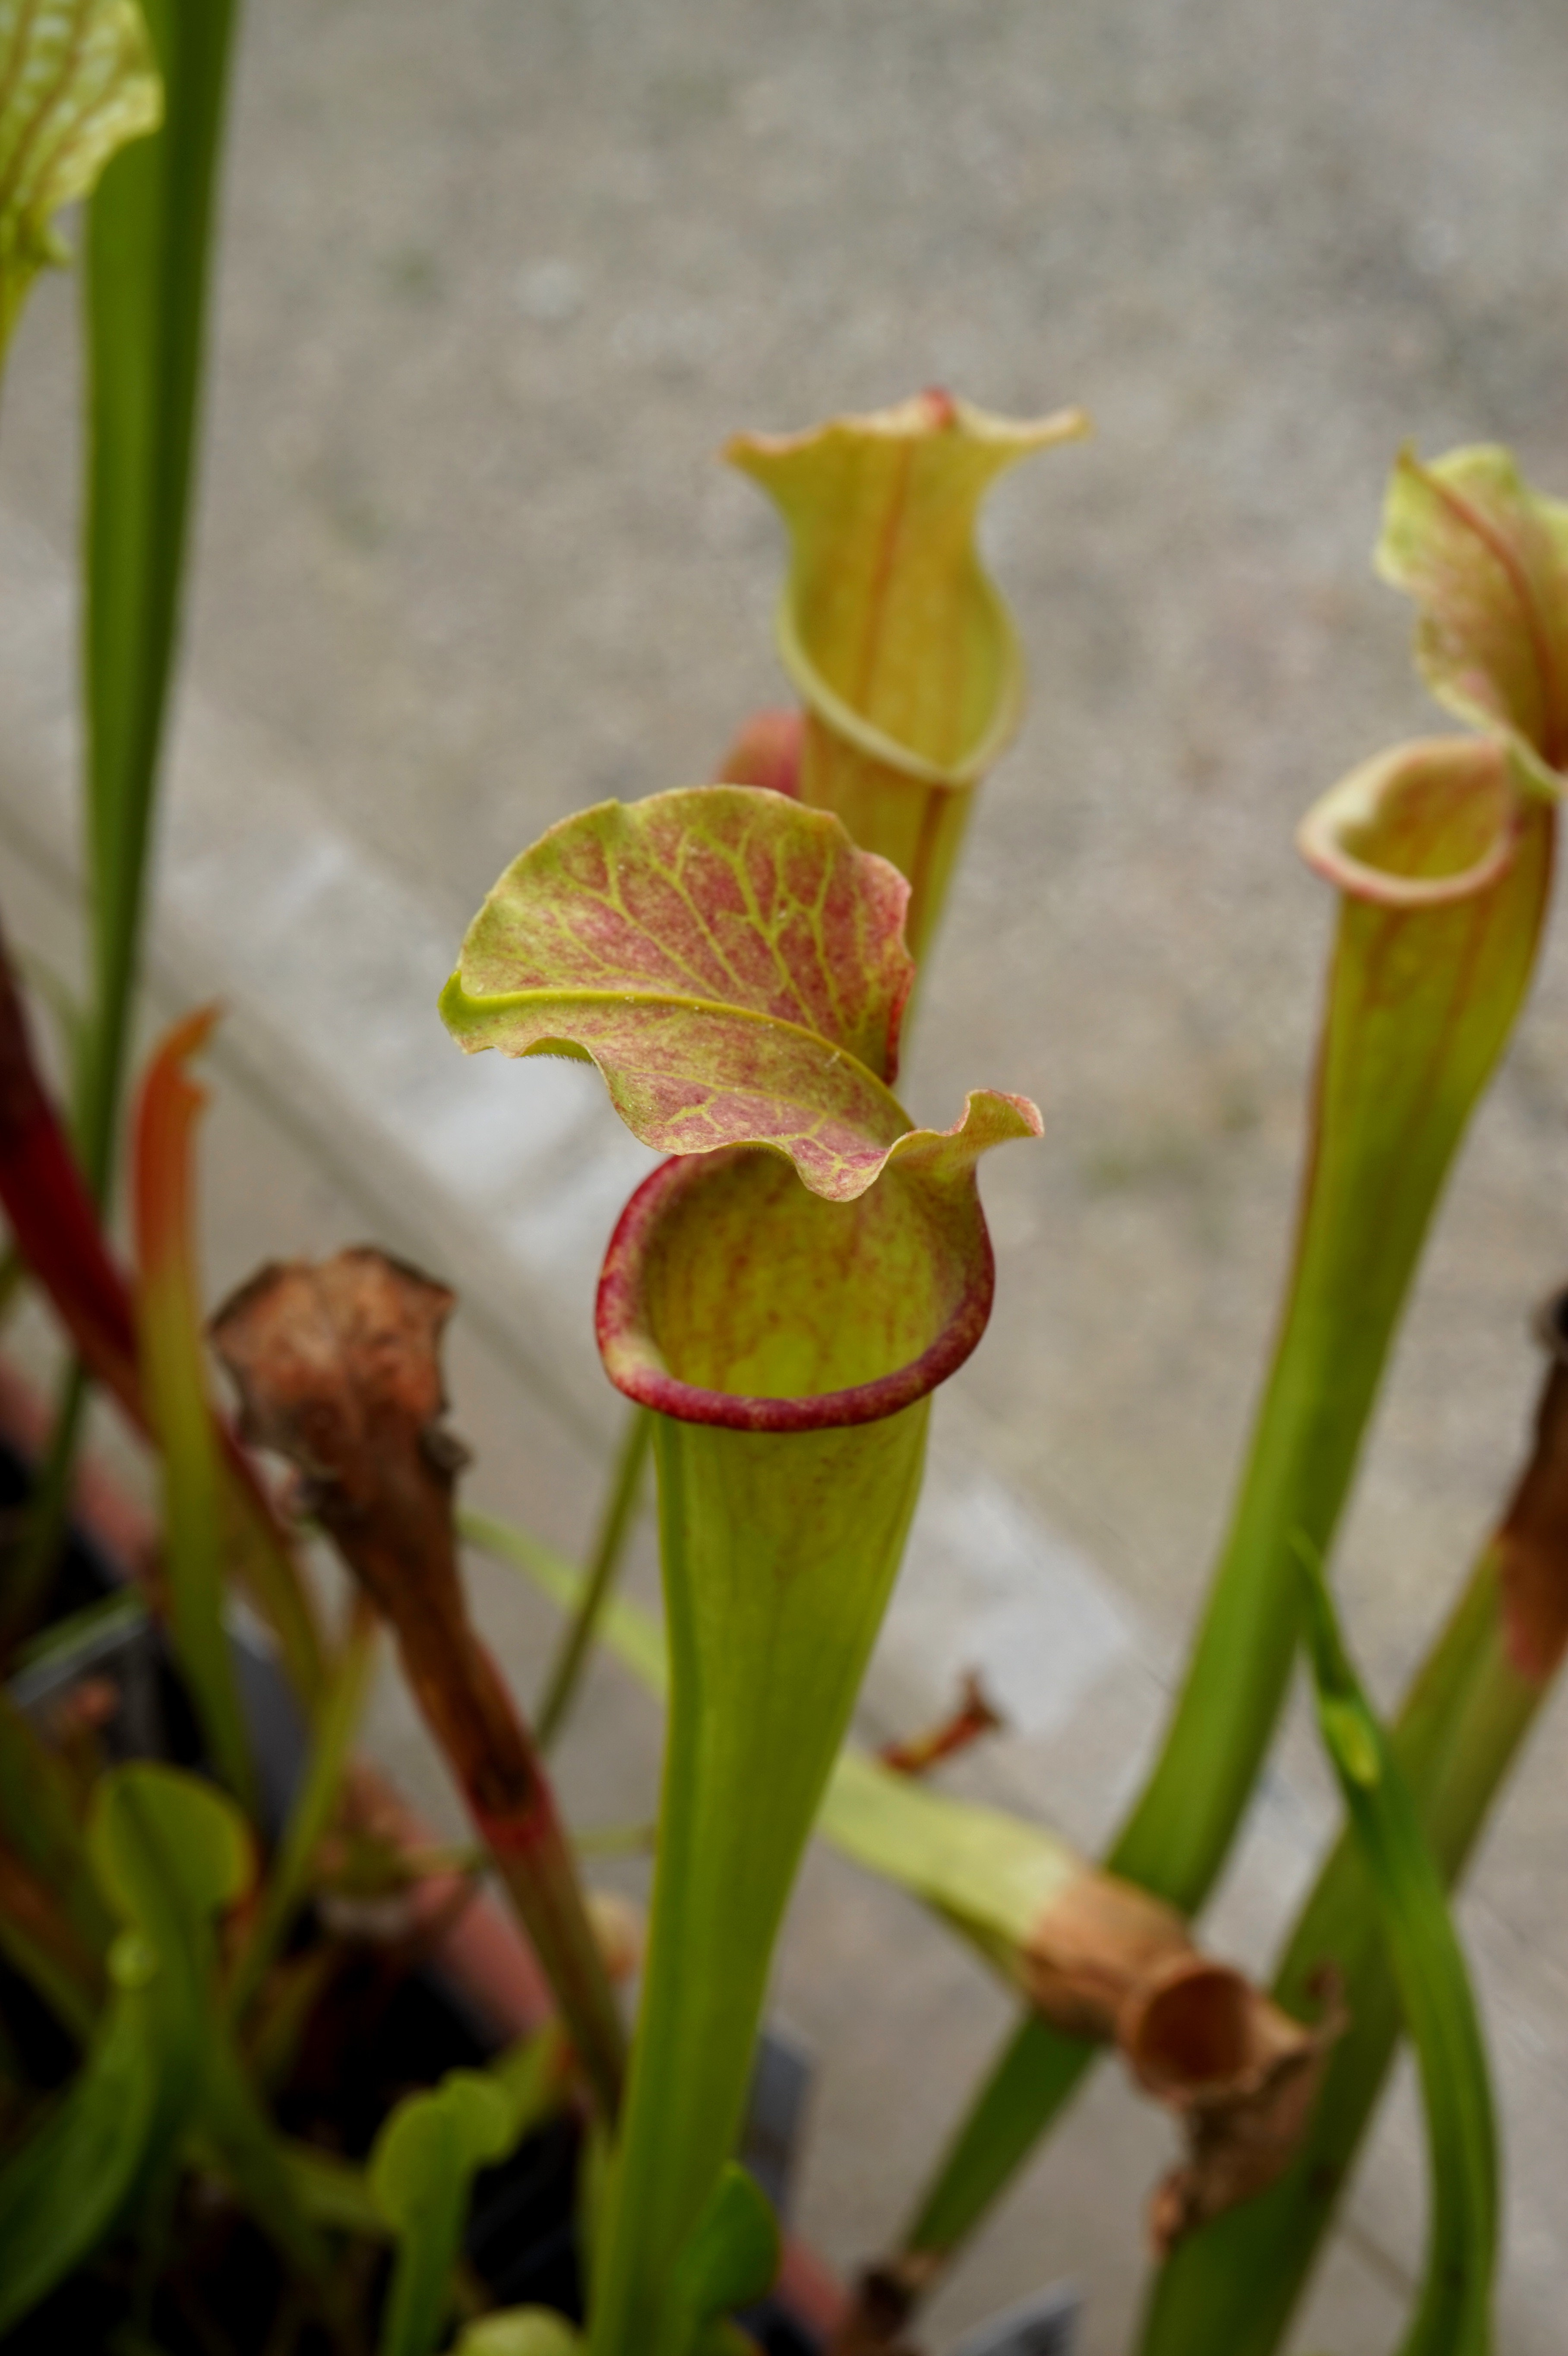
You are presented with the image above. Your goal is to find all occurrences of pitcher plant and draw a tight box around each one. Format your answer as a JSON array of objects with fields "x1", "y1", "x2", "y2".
[{"x1": 1, "y1": 51, "x2": 1565, "y2": 2342}]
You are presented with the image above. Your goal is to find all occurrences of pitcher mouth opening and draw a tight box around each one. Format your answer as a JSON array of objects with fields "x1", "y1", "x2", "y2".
[
  {"x1": 1296, "y1": 735, "x2": 1525, "y2": 909},
  {"x1": 594, "y1": 1147, "x2": 996, "y2": 1433}
]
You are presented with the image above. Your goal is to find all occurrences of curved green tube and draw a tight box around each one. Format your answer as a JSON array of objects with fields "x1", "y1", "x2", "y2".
[
  {"x1": 1113, "y1": 735, "x2": 1552, "y2": 1904},
  {"x1": 586, "y1": 1132, "x2": 1022, "y2": 2356},
  {"x1": 595, "y1": 1404, "x2": 928, "y2": 2356},
  {"x1": 895, "y1": 732, "x2": 1555, "y2": 2283}
]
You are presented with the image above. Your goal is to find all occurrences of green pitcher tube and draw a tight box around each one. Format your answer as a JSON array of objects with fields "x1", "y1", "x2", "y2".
[
  {"x1": 1110, "y1": 733, "x2": 1554, "y2": 1909},
  {"x1": 586, "y1": 1140, "x2": 1009, "y2": 2356},
  {"x1": 878, "y1": 441, "x2": 1568, "y2": 2326}
]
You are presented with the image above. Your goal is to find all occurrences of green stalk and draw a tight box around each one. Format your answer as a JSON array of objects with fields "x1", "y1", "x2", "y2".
[
  {"x1": 1111, "y1": 741, "x2": 1550, "y2": 1907},
  {"x1": 890, "y1": 734, "x2": 1554, "y2": 2285},
  {"x1": 588, "y1": 1404, "x2": 931, "y2": 2356},
  {"x1": 535, "y1": 1408, "x2": 651, "y2": 1752},
  {"x1": 1135, "y1": 1302, "x2": 1568, "y2": 2356},
  {"x1": 900, "y1": 2016, "x2": 1092, "y2": 2265},
  {"x1": 901, "y1": 1436, "x2": 1539, "y2": 2313}
]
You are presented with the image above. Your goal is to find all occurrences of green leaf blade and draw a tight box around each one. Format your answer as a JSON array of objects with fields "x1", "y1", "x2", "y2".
[
  {"x1": 78, "y1": 0, "x2": 240, "y2": 1200},
  {"x1": 1296, "y1": 1550, "x2": 1498, "y2": 2356}
]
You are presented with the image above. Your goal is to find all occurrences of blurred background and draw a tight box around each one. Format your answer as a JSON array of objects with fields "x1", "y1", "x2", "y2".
[{"x1": 1, "y1": 0, "x2": 1566, "y2": 2346}]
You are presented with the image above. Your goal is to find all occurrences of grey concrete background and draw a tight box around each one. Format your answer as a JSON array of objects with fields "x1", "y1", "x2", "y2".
[{"x1": 2, "y1": 0, "x2": 1567, "y2": 2347}]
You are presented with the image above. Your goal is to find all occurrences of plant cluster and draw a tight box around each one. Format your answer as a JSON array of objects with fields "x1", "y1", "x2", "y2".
[{"x1": 0, "y1": 9, "x2": 1564, "y2": 2356}]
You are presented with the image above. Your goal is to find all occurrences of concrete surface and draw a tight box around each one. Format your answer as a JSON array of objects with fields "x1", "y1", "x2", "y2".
[{"x1": 2, "y1": 0, "x2": 1567, "y2": 2346}]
